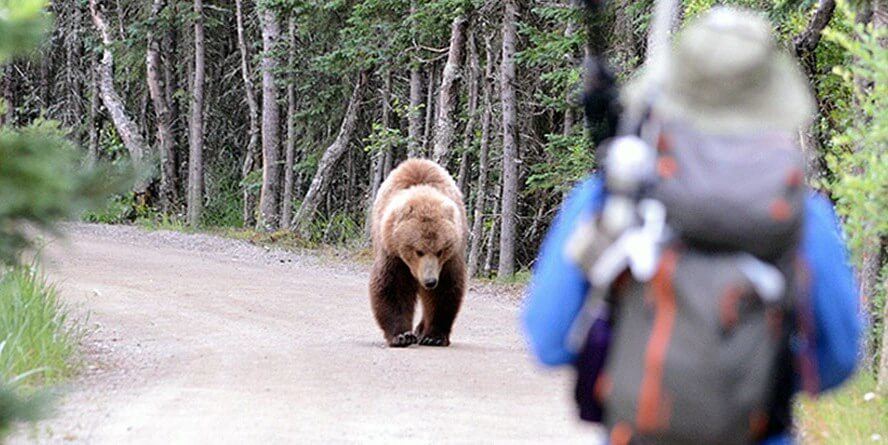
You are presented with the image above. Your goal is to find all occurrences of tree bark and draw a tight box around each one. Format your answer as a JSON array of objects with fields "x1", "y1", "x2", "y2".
[
  {"x1": 146, "y1": 0, "x2": 178, "y2": 213},
  {"x1": 292, "y1": 72, "x2": 368, "y2": 236},
  {"x1": 422, "y1": 65, "x2": 436, "y2": 156},
  {"x1": 87, "y1": 64, "x2": 100, "y2": 167},
  {"x1": 162, "y1": 9, "x2": 180, "y2": 181},
  {"x1": 186, "y1": 0, "x2": 206, "y2": 227},
  {"x1": 498, "y1": 0, "x2": 520, "y2": 278},
  {"x1": 281, "y1": 17, "x2": 298, "y2": 231},
  {"x1": 370, "y1": 70, "x2": 392, "y2": 207},
  {"x1": 484, "y1": 184, "x2": 501, "y2": 277},
  {"x1": 793, "y1": 0, "x2": 837, "y2": 184},
  {"x1": 407, "y1": 0, "x2": 423, "y2": 158},
  {"x1": 235, "y1": 0, "x2": 262, "y2": 227},
  {"x1": 257, "y1": 5, "x2": 282, "y2": 231},
  {"x1": 432, "y1": 15, "x2": 468, "y2": 164},
  {"x1": 88, "y1": 0, "x2": 150, "y2": 195},
  {"x1": 408, "y1": 67, "x2": 424, "y2": 158},
  {"x1": 467, "y1": 37, "x2": 495, "y2": 277},
  {"x1": 456, "y1": 31, "x2": 480, "y2": 198}
]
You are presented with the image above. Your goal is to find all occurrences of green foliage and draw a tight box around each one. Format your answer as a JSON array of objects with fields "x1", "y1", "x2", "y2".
[
  {"x1": 204, "y1": 169, "x2": 245, "y2": 229},
  {"x1": 823, "y1": 9, "x2": 887, "y2": 362},
  {"x1": 0, "y1": 120, "x2": 130, "y2": 264},
  {"x1": 0, "y1": 264, "x2": 82, "y2": 386},
  {"x1": 363, "y1": 122, "x2": 406, "y2": 156},
  {"x1": 0, "y1": 0, "x2": 49, "y2": 63},
  {"x1": 526, "y1": 131, "x2": 595, "y2": 196},
  {"x1": 306, "y1": 210, "x2": 364, "y2": 246}
]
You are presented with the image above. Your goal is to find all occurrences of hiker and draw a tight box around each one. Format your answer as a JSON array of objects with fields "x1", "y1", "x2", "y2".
[{"x1": 522, "y1": 7, "x2": 861, "y2": 445}]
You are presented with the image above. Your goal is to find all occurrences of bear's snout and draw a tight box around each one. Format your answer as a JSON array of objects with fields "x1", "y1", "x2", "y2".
[{"x1": 417, "y1": 256, "x2": 441, "y2": 290}]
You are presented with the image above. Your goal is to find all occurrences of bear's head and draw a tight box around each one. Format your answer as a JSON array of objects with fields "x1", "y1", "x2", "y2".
[{"x1": 382, "y1": 186, "x2": 462, "y2": 290}]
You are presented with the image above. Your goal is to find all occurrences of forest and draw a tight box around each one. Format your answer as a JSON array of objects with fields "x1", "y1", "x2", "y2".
[{"x1": 1, "y1": 0, "x2": 886, "y2": 396}]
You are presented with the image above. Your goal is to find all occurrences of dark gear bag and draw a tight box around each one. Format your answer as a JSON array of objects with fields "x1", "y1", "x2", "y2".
[{"x1": 572, "y1": 121, "x2": 807, "y2": 445}]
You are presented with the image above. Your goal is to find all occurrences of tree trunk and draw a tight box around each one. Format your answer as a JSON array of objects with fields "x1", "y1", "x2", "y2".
[
  {"x1": 456, "y1": 31, "x2": 480, "y2": 198},
  {"x1": 407, "y1": 0, "x2": 423, "y2": 158},
  {"x1": 146, "y1": 0, "x2": 178, "y2": 213},
  {"x1": 370, "y1": 71, "x2": 392, "y2": 203},
  {"x1": 498, "y1": 0, "x2": 520, "y2": 278},
  {"x1": 408, "y1": 66, "x2": 423, "y2": 158},
  {"x1": 484, "y1": 184, "x2": 501, "y2": 277},
  {"x1": 87, "y1": 64, "x2": 100, "y2": 166},
  {"x1": 162, "y1": 11, "x2": 180, "y2": 186},
  {"x1": 281, "y1": 17, "x2": 298, "y2": 231},
  {"x1": 422, "y1": 65, "x2": 436, "y2": 156},
  {"x1": 467, "y1": 38, "x2": 495, "y2": 277},
  {"x1": 186, "y1": 0, "x2": 206, "y2": 227},
  {"x1": 257, "y1": 6, "x2": 282, "y2": 231},
  {"x1": 793, "y1": 0, "x2": 837, "y2": 184},
  {"x1": 432, "y1": 15, "x2": 468, "y2": 164},
  {"x1": 88, "y1": 0, "x2": 150, "y2": 195},
  {"x1": 235, "y1": 0, "x2": 262, "y2": 227},
  {"x1": 292, "y1": 72, "x2": 368, "y2": 236}
]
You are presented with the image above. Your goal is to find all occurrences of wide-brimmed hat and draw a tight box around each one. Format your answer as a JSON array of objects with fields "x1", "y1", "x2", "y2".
[{"x1": 624, "y1": 7, "x2": 815, "y2": 134}]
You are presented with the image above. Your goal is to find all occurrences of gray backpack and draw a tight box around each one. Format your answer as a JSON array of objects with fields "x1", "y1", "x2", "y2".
[{"x1": 594, "y1": 122, "x2": 806, "y2": 445}]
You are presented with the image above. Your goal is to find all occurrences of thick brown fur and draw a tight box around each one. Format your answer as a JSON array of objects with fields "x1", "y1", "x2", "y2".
[{"x1": 369, "y1": 159, "x2": 468, "y2": 347}]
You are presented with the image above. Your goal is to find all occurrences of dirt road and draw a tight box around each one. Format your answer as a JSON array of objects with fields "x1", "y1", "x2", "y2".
[{"x1": 17, "y1": 224, "x2": 598, "y2": 444}]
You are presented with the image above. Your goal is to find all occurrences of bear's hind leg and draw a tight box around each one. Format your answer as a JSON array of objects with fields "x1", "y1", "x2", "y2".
[
  {"x1": 370, "y1": 255, "x2": 419, "y2": 347},
  {"x1": 416, "y1": 259, "x2": 466, "y2": 347}
]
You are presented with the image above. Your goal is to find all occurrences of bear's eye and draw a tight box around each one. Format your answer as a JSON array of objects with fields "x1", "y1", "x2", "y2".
[
  {"x1": 416, "y1": 250, "x2": 424, "y2": 257},
  {"x1": 436, "y1": 250, "x2": 444, "y2": 257}
]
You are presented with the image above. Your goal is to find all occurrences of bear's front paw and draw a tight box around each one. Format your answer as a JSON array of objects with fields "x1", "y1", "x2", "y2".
[
  {"x1": 418, "y1": 335, "x2": 450, "y2": 347},
  {"x1": 388, "y1": 332, "x2": 418, "y2": 348}
]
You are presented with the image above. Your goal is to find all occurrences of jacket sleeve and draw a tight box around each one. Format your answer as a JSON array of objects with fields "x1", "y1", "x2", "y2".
[
  {"x1": 522, "y1": 177, "x2": 605, "y2": 366},
  {"x1": 800, "y1": 194, "x2": 862, "y2": 393}
]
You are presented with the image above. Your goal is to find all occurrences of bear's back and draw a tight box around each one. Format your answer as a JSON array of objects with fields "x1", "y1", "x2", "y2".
[{"x1": 372, "y1": 159, "x2": 466, "y2": 247}]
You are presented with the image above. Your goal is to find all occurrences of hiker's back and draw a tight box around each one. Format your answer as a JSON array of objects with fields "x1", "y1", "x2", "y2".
[{"x1": 596, "y1": 121, "x2": 806, "y2": 444}]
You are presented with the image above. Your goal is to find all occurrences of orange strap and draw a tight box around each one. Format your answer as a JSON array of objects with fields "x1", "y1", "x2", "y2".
[{"x1": 636, "y1": 249, "x2": 678, "y2": 433}]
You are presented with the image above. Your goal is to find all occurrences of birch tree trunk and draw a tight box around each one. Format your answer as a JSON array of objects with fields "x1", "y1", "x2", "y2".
[
  {"x1": 235, "y1": 0, "x2": 262, "y2": 227},
  {"x1": 432, "y1": 15, "x2": 468, "y2": 164},
  {"x1": 147, "y1": 0, "x2": 178, "y2": 213},
  {"x1": 422, "y1": 66, "x2": 436, "y2": 156},
  {"x1": 257, "y1": 5, "x2": 282, "y2": 231},
  {"x1": 281, "y1": 17, "x2": 298, "y2": 231},
  {"x1": 467, "y1": 37, "x2": 495, "y2": 277},
  {"x1": 498, "y1": 0, "x2": 520, "y2": 278},
  {"x1": 292, "y1": 71, "x2": 368, "y2": 236},
  {"x1": 87, "y1": 65, "x2": 100, "y2": 167},
  {"x1": 484, "y1": 184, "x2": 501, "y2": 277},
  {"x1": 88, "y1": 0, "x2": 150, "y2": 195},
  {"x1": 408, "y1": 67, "x2": 424, "y2": 158},
  {"x1": 186, "y1": 0, "x2": 206, "y2": 227},
  {"x1": 407, "y1": 0, "x2": 423, "y2": 158}
]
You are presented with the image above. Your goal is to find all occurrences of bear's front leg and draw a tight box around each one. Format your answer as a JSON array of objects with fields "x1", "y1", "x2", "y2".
[
  {"x1": 416, "y1": 258, "x2": 466, "y2": 347},
  {"x1": 369, "y1": 255, "x2": 419, "y2": 347}
]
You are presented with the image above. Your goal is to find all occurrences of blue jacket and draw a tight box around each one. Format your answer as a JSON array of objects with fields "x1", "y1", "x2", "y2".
[{"x1": 522, "y1": 176, "x2": 861, "y2": 438}]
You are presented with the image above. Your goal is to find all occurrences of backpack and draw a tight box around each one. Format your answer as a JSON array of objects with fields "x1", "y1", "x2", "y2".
[{"x1": 570, "y1": 120, "x2": 807, "y2": 445}]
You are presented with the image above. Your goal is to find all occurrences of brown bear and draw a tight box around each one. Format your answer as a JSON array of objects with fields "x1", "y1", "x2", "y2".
[{"x1": 369, "y1": 159, "x2": 468, "y2": 347}]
